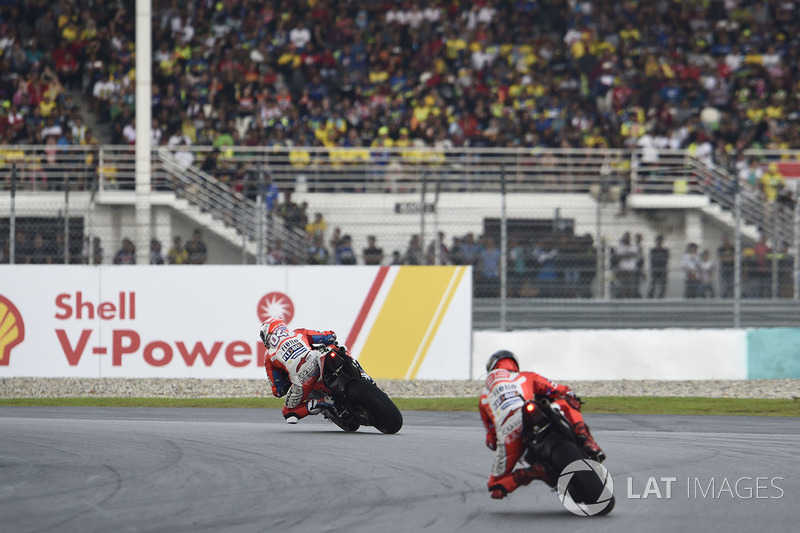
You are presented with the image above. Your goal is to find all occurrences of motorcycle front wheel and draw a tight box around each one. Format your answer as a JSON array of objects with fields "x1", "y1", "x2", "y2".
[{"x1": 345, "y1": 379, "x2": 403, "y2": 434}]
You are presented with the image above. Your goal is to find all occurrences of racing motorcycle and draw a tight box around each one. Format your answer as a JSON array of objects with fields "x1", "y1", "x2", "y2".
[
  {"x1": 520, "y1": 395, "x2": 614, "y2": 515},
  {"x1": 307, "y1": 343, "x2": 403, "y2": 434}
]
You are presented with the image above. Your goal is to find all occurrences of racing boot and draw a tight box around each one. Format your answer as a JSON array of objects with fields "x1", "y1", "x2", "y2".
[
  {"x1": 282, "y1": 403, "x2": 311, "y2": 424},
  {"x1": 489, "y1": 487, "x2": 507, "y2": 500},
  {"x1": 489, "y1": 464, "x2": 555, "y2": 499},
  {"x1": 573, "y1": 422, "x2": 605, "y2": 463},
  {"x1": 513, "y1": 464, "x2": 556, "y2": 488}
]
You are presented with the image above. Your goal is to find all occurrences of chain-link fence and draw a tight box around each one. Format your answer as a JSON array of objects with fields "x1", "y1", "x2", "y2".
[{"x1": 3, "y1": 146, "x2": 799, "y2": 319}]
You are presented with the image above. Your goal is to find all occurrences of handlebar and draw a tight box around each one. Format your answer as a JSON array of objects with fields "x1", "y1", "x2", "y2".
[{"x1": 311, "y1": 342, "x2": 346, "y2": 355}]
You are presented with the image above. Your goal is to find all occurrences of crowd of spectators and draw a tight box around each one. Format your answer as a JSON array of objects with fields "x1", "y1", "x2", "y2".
[
  {"x1": 2, "y1": 1, "x2": 799, "y2": 177},
  {"x1": 1, "y1": 0, "x2": 798, "y2": 298},
  {"x1": 1, "y1": 227, "x2": 94, "y2": 265},
  {"x1": 264, "y1": 191, "x2": 601, "y2": 297},
  {"x1": 0, "y1": 0, "x2": 108, "y2": 147},
  {"x1": 162, "y1": 228, "x2": 209, "y2": 264},
  {"x1": 609, "y1": 229, "x2": 794, "y2": 300},
  {"x1": 134, "y1": 1, "x2": 800, "y2": 161},
  {"x1": 106, "y1": 228, "x2": 208, "y2": 265},
  {"x1": 0, "y1": 227, "x2": 210, "y2": 266},
  {"x1": 0, "y1": 1, "x2": 796, "y2": 152}
]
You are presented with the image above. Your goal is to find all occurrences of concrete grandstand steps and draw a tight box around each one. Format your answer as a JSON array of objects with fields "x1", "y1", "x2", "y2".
[
  {"x1": 170, "y1": 196, "x2": 256, "y2": 257},
  {"x1": 700, "y1": 203, "x2": 760, "y2": 242}
]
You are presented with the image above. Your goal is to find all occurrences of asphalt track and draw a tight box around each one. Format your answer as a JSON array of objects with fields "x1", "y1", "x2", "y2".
[{"x1": 1, "y1": 408, "x2": 798, "y2": 533}]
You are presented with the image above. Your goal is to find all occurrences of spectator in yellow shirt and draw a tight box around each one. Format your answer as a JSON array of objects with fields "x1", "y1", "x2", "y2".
[
  {"x1": 371, "y1": 126, "x2": 394, "y2": 148},
  {"x1": 395, "y1": 127, "x2": 412, "y2": 148},
  {"x1": 305, "y1": 212, "x2": 327, "y2": 237},
  {"x1": 760, "y1": 164, "x2": 785, "y2": 202}
]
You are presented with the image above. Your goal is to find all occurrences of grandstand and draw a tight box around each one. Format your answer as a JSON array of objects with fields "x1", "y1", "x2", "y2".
[{"x1": 1, "y1": 0, "x2": 798, "y2": 306}]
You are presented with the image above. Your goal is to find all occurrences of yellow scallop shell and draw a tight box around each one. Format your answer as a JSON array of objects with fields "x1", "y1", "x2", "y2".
[{"x1": 0, "y1": 295, "x2": 25, "y2": 365}]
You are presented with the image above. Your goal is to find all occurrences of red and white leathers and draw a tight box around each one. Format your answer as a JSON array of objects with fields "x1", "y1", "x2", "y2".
[
  {"x1": 479, "y1": 367, "x2": 595, "y2": 497},
  {"x1": 263, "y1": 321, "x2": 337, "y2": 421}
]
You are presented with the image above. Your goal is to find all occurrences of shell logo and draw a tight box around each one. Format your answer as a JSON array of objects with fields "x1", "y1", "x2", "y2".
[
  {"x1": 0, "y1": 294, "x2": 25, "y2": 366},
  {"x1": 256, "y1": 292, "x2": 295, "y2": 325}
]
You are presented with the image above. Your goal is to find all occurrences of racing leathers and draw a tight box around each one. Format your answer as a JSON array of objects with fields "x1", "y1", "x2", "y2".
[
  {"x1": 479, "y1": 368, "x2": 603, "y2": 498},
  {"x1": 263, "y1": 325, "x2": 337, "y2": 422}
]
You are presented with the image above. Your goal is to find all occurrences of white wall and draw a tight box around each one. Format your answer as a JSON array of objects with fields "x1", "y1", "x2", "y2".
[{"x1": 472, "y1": 329, "x2": 747, "y2": 381}]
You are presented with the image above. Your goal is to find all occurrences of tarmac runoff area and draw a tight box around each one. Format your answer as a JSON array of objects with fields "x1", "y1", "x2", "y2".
[{"x1": 0, "y1": 408, "x2": 798, "y2": 533}]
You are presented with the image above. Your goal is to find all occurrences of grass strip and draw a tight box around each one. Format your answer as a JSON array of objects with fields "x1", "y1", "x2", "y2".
[
  {"x1": 0, "y1": 396, "x2": 798, "y2": 416},
  {"x1": 582, "y1": 396, "x2": 800, "y2": 417}
]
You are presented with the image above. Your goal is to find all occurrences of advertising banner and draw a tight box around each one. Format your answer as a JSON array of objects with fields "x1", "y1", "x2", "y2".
[{"x1": 0, "y1": 265, "x2": 472, "y2": 380}]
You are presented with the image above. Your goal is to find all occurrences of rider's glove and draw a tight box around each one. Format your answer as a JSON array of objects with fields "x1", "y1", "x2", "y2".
[
  {"x1": 562, "y1": 390, "x2": 582, "y2": 411},
  {"x1": 486, "y1": 433, "x2": 497, "y2": 451},
  {"x1": 318, "y1": 333, "x2": 337, "y2": 346}
]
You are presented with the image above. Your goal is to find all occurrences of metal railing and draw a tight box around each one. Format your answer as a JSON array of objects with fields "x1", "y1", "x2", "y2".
[
  {"x1": 3, "y1": 145, "x2": 797, "y2": 248},
  {"x1": 473, "y1": 298, "x2": 800, "y2": 329},
  {"x1": 101, "y1": 146, "x2": 680, "y2": 196},
  {"x1": 1, "y1": 144, "x2": 768, "y2": 196},
  {"x1": 0, "y1": 145, "x2": 688, "y2": 194},
  {"x1": 0, "y1": 145, "x2": 98, "y2": 191}
]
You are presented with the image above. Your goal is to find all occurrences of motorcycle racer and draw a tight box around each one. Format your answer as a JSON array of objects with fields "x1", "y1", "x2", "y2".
[
  {"x1": 479, "y1": 350, "x2": 605, "y2": 499},
  {"x1": 260, "y1": 316, "x2": 338, "y2": 424}
]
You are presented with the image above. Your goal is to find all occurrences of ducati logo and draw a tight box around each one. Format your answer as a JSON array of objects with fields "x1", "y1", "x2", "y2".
[
  {"x1": 257, "y1": 292, "x2": 295, "y2": 325},
  {"x1": 0, "y1": 294, "x2": 25, "y2": 366}
]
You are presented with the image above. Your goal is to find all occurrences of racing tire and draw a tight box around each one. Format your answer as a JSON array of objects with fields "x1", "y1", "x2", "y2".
[
  {"x1": 550, "y1": 441, "x2": 614, "y2": 515},
  {"x1": 345, "y1": 379, "x2": 403, "y2": 434}
]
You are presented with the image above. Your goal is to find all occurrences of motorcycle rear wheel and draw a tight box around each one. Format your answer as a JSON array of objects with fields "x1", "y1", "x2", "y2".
[
  {"x1": 345, "y1": 379, "x2": 403, "y2": 434},
  {"x1": 550, "y1": 441, "x2": 614, "y2": 516}
]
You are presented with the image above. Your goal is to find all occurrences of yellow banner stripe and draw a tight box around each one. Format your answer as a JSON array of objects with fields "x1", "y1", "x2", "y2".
[
  {"x1": 405, "y1": 266, "x2": 467, "y2": 379},
  {"x1": 358, "y1": 266, "x2": 464, "y2": 379}
]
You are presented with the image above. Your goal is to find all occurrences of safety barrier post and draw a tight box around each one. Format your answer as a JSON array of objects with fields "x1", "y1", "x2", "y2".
[
  {"x1": 731, "y1": 153, "x2": 742, "y2": 328},
  {"x1": 795, "y1": 180, "x2": 800, "y2": 300},
  {"x1": 500, "y1": 164, "x2": 507, "y2": 331},
  {"x1": 9, "y1": 163, "x2": 16, "y2": 264},
  {"x1": 63, "y1": 172, "x2": 70, "y2": 264}
]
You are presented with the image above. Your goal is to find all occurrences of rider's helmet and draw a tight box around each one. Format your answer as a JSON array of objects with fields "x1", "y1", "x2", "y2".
[
  {"x1": 259, "y1": 316, "x2": 288, "y2": 347},
  {"x1": 486, "y1": 350, "x2": 519, "y2": 372}
]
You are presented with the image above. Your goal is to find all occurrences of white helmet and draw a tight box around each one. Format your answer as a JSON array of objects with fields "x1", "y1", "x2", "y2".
[{"x1": 259, "y1": 316, "x2": 287, "y2": 346}]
